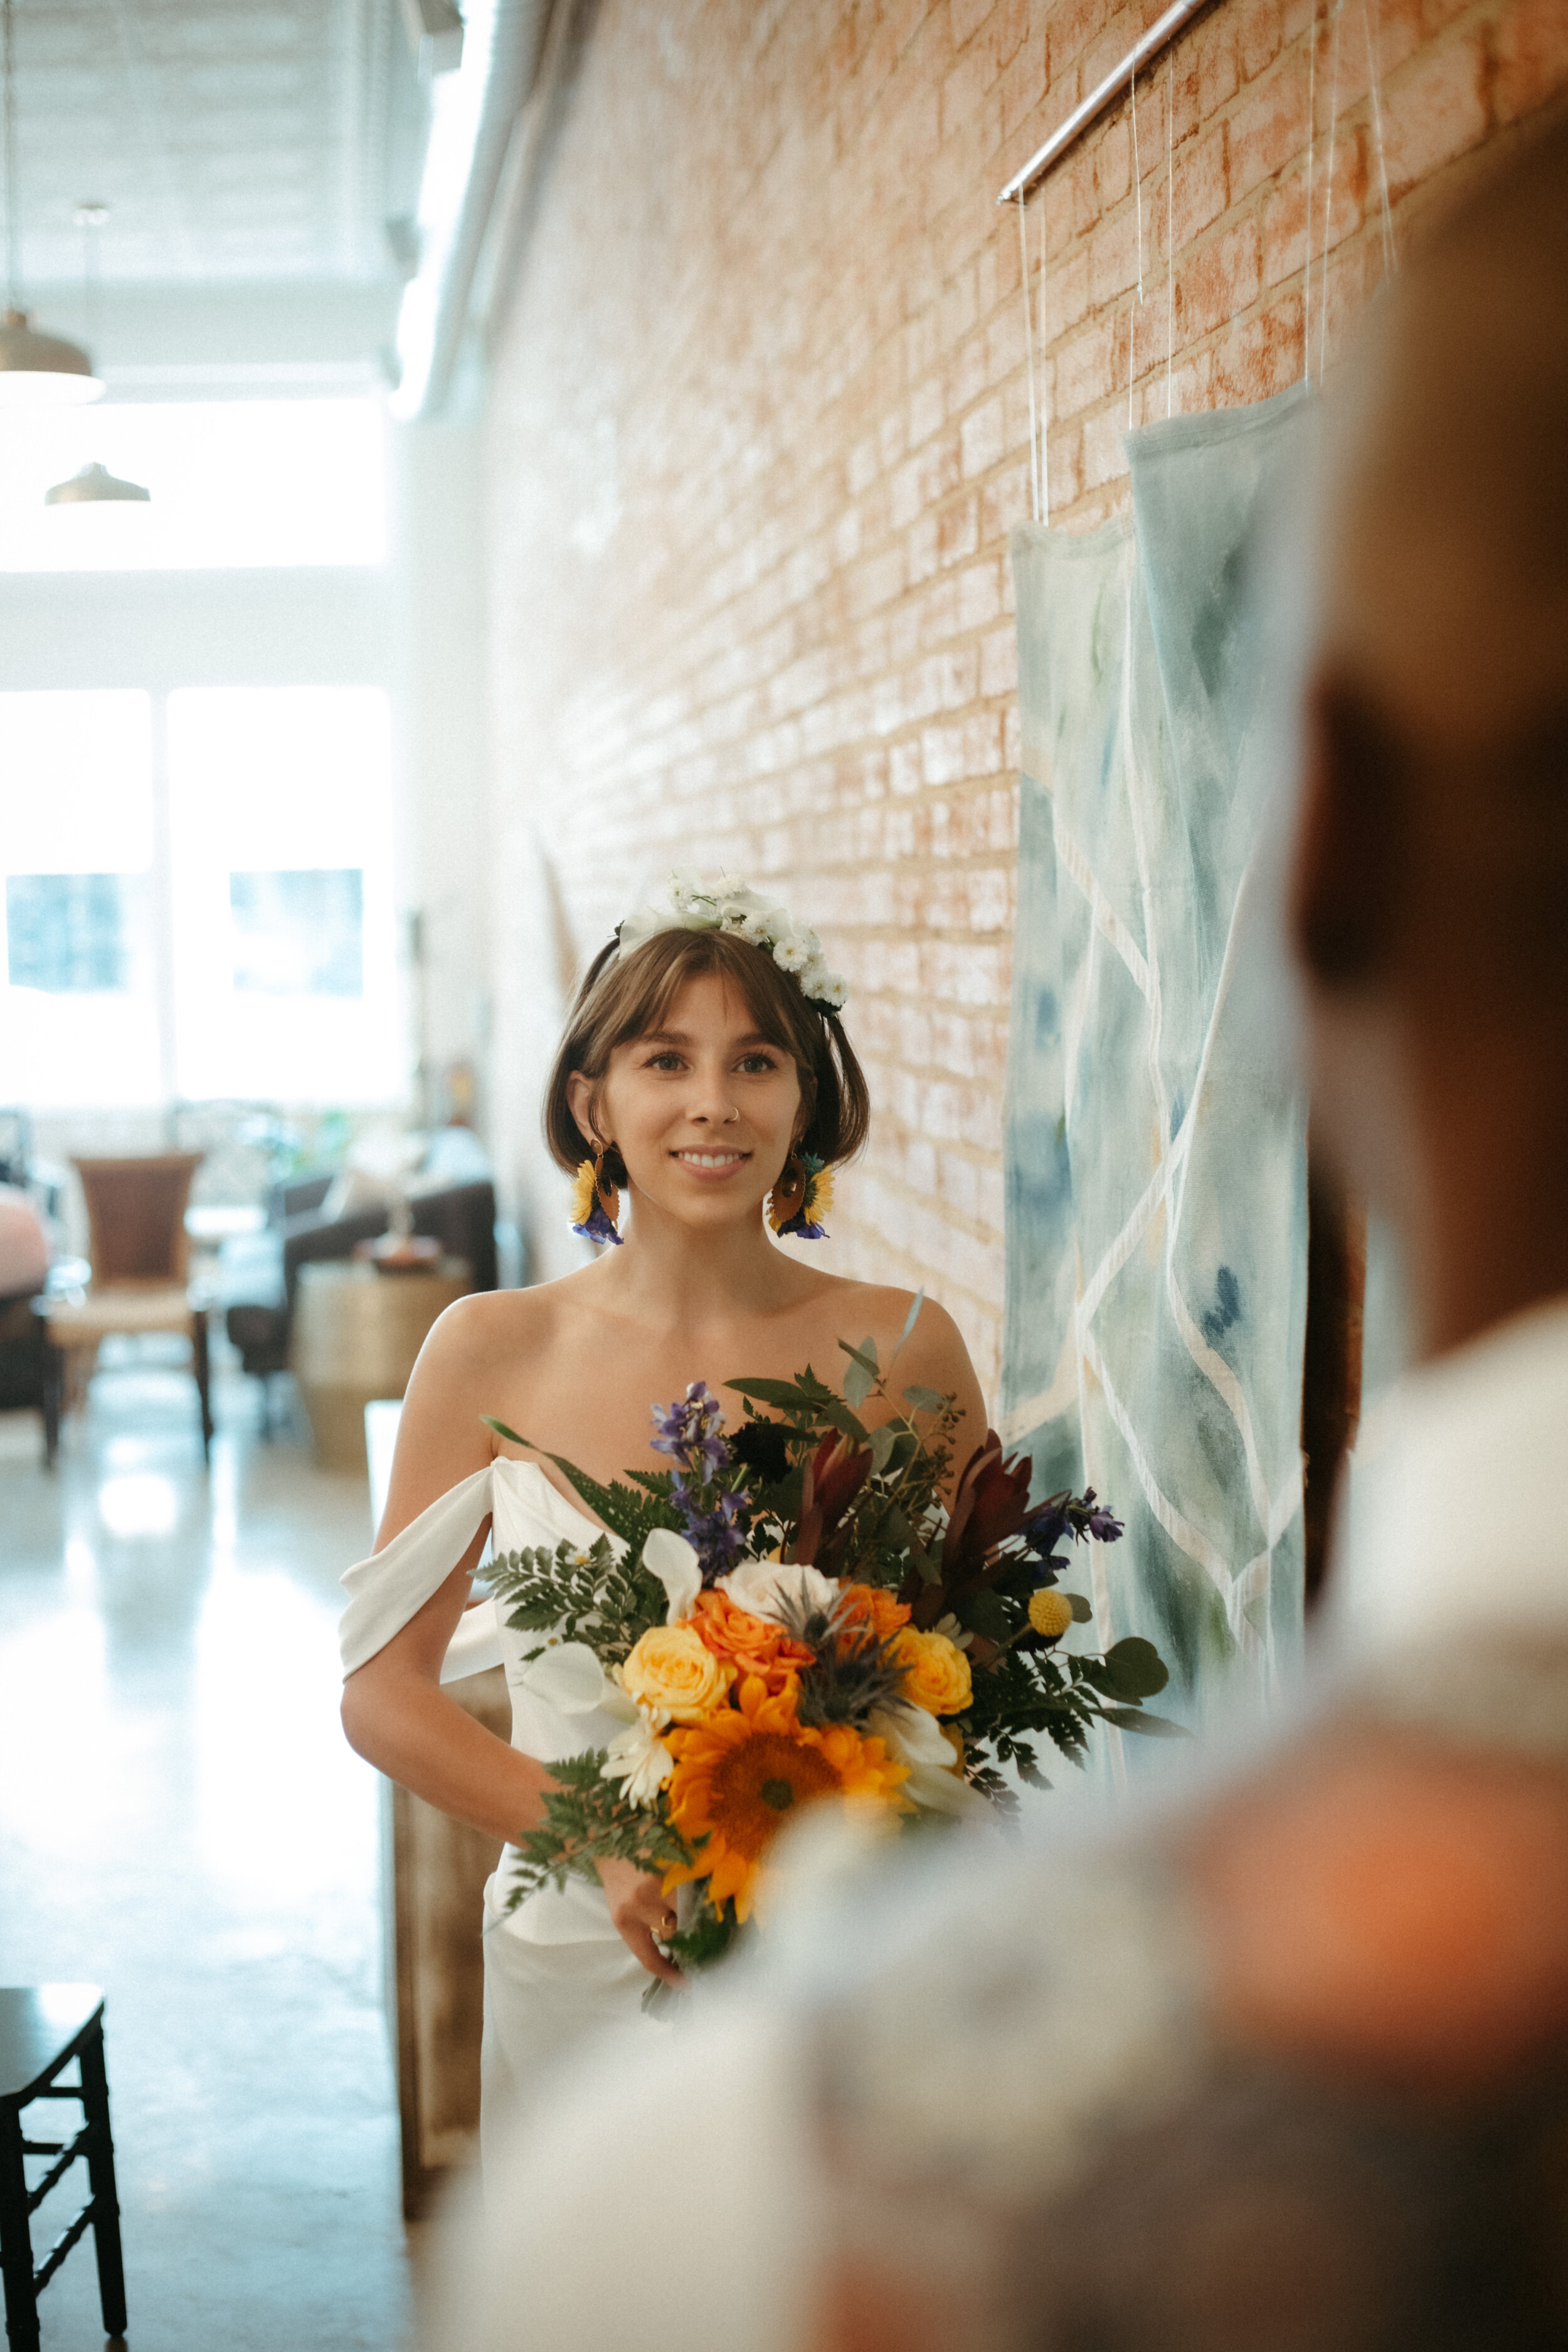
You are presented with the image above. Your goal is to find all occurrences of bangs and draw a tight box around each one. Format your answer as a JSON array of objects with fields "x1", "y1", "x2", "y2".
[
  {"x1": 603, "y1": 931, "x2": 803, "y2": 1058},
  {"x1": 542, "y1": 918, "x2": 871, "y2": 1175}
]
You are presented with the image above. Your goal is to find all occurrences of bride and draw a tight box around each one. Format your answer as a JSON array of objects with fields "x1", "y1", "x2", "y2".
[{"x1": 338, "y1": 877, "x2": 985, "y2": 2154}]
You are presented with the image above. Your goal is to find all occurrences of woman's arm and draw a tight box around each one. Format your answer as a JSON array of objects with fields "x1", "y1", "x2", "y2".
[
  {"x1": 341, "y1": 1298, "x2": 548, "y2": 1845},
  {"x1": 339, "y1": 1296, "x2": 683, "y2": 1982}
]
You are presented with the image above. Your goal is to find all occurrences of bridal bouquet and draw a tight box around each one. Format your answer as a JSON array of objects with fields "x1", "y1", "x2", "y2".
[{"x1": 483, "y1": 1307, "x2": 1175, "y2": 1985}]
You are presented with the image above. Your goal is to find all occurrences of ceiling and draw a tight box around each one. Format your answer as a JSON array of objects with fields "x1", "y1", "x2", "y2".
[
  {"x1": 9, "y1": 0, "x2": 426, "y2": 289},
  {"x1": 0, "y1": 0, "x2": 437, "y2": 391}
]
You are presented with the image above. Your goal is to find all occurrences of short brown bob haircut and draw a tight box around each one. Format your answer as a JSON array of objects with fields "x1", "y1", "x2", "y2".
[{"x1": 544, "y1": 926, "x2": 871, "y2": 1177}]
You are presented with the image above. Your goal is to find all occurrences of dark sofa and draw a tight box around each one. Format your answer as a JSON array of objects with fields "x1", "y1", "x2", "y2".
[{"x1": 219, "y1": 1140, "x2": 499, "y2": 1414}]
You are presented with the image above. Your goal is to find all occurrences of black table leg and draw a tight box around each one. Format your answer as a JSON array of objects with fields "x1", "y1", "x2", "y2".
[
  {"x1": 78, "y1": 2028, "x2": 126, "y2": 2339},
  {"x1": 0, "y1": 2105, "x2": 40, "y2": 2352},
  {"x1": 193, "y1": 1306, "x2": 213, "y2": 1463},
  {"x1": 40, "y1": 1338, "x2": 61, "y2": 1470}
]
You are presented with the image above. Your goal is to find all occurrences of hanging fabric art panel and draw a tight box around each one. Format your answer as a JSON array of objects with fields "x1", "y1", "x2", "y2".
[{"x1": 1002, "y1": 384, "x2": 1311, "y2": 1729}]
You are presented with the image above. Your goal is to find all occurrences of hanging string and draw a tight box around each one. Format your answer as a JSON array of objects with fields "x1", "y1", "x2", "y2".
[
  {"x1": 1165, "y1": 51, "x2": 1175, "y2": 417},
  {"x1": 1017, "y1": 188, "x2": 1042, "y2": 523},
  {"x1": 1128, "y1": 60, "x2": 1145, "y2": 429},
  {"x1": 3, "y1": 0, "x2": 17, "y2": 312},
  {"x1": 1037, "y1": 181, "x2": 1051, "y2": 522},
  {"x1": 1301, "y1": 0, "x2": 1318, "y2": 385},
  {"x1": 1362, "y1": 0, "x2": 1396, "y2": 275},
  {"x1": 1316, "y1": 0, "x2": 1344, "y2": 381}
]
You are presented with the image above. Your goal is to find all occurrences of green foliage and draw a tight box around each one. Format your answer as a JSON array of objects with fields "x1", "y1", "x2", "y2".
[
  {"x1": 726, "y1": 1338, "x2": 1181, "y2": 1782},
  {"x1": 726, "y1": 1369, "x2": 870, "y2": 1448},
  {"x1": 501, "y1": 1751, "x2": 692, "y2": 1911},
  {"x1": 485, "y1": 1535, "x2": 667, "y2": 1667},
  {"x1": 481, "y1": 1417, "x2": 682, "y2": 1555},
  {"x1": 667, "y1": 1900, "x2": 736, "y2": 1974}
]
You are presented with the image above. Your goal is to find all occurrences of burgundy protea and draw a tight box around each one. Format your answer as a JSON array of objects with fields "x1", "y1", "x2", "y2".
[
  {"x1": 791, "y1": 1429, "x2": 872, "y2": 1571},
  {"x1": 942, "y1": 1432, "x2": 1034, "y2": 1572}
]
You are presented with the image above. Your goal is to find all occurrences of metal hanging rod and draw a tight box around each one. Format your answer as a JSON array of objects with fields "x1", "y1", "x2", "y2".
[{"x1": 996, "y1": 0, "x2": 1212, "y2": 205}]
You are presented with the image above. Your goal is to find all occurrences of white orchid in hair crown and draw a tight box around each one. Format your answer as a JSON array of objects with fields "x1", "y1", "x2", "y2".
[{"x1": 617, "y1": 872, "x2": 849, "y2": 1015}]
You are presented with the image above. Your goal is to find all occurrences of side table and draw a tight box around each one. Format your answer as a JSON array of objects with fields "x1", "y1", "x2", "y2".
[{"x1": 292, "y1": 1259, "x2": 471, "y2": 1473}]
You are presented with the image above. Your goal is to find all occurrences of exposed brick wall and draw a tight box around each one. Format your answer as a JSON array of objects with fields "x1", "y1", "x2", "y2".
[{"x1": 482, "y1": 0, "x2": 1564, "y2": 1396}]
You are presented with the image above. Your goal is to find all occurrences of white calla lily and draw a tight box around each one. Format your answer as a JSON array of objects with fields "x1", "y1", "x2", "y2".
[
  {"x1": 519, "y1": 1640, "x2": 637, "y2": 1722},
  {"x1": 869, "y1": 1702, "x2": 981, "y2": 1818},
  {"x1": 642, "y1": 1526, "x2": 702, "y2": 1623}
]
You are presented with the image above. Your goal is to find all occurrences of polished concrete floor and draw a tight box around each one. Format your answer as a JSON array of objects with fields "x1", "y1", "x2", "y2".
[{"x1": 0, "y1": 1348, "x2": 415, "y2": 2349}]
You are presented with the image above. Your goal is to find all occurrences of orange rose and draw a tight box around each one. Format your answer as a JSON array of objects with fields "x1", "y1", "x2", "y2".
[
  {"x1": 691, "y1": 1589, "x2": 813, "y2": 1697},
  {"x1": 837, "y1": 1582, "x2": 912, "y2": 1641}
]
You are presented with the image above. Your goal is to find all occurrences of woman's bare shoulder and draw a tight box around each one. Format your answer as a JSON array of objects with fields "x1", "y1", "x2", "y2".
[
  {"x1": 415, "y1": 1267, "x2": 594, "y2": 1372},
  {"x1": 801, "y1": 1276, "x2": 984, "y2": 1412}
]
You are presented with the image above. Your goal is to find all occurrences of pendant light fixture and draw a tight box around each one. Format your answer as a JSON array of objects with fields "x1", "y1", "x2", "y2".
[
  {"x1": 45, "y1": 204, "x2": 148, "y2": 505},
  {"x1": 0, "y1": 0, "x2": 103, "y2": 405},
  {"x1": 45, "y1": 460, "x2": 148, "y2": 506}
]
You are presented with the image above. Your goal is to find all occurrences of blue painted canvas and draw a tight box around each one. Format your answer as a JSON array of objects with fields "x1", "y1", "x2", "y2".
[{"x1": 1004, "y1": 385, "x2": 1311, "y2": 1730}]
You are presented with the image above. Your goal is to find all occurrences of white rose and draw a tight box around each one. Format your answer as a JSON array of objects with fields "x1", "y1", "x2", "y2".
[
  {"x1": 718, "y1": 1555, "x2": 840, "y2": 1627},
  {"x1": 601, "y1": 1707, "x2": 675, "y2": 1808}
]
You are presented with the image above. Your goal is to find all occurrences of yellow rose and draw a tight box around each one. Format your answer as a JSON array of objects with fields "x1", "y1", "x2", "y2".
[
  {"x1": 1027, "y1": 1589, "x2": 1074, "y2": 1641},
  {"x1": 892, "y1": 1628, "x2": 973, "y2": 1717},
  {"x1": 620, "y1": 1624, "x2": 735, "y2": 1725}
]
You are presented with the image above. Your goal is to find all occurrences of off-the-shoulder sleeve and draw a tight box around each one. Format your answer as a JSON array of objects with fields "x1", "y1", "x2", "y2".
[{"x1": 339, "y1": 1463, "x2": 497, "y2": 1678}]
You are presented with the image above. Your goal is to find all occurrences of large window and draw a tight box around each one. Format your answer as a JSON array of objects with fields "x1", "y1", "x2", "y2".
[
  {"x1": 0, "y1": 400, "x2": 385, "y2": 571},
  {"x1": 0, "y1": 691, "x2": 162, "y2": 1107},
  {"x1": 0, "y1": 686, "x2": 403, "y2": 1111},
  {"x1": 168, "y1": 687, "x2": 401, "y2": 1103},
  {"x1": 6, "y1": 874, "x2": 132, "y2": 992}
]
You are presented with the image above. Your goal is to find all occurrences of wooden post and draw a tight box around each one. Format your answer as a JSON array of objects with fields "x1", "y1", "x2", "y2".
[{"x1": 1300, "y1": 1152, "x2": 1367, "y2": 1611}]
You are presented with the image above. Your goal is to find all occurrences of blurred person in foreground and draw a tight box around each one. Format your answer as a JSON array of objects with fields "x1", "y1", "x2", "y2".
[{"x1": 438, "y1": 109, "x2": 1568, "y2": 2352}]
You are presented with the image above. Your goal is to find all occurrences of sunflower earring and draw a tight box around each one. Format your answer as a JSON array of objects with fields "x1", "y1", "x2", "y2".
[
  {"x1": 767, "y1": 1148, "x2": 833, "y2": 1241},
  {"x1": 569, "y1": 1147, "x2": 624, "y2": 1247}
]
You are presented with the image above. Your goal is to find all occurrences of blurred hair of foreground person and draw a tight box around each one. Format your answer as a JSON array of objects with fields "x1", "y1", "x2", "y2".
[{"x1": 433, "y1": 109, "x2": 1568, "y2": 2352}]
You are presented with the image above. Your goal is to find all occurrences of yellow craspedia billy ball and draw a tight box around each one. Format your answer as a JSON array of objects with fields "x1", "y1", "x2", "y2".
[{"x1": 1028, "y1": 1589, "x2": 1075, "y2": 1641}]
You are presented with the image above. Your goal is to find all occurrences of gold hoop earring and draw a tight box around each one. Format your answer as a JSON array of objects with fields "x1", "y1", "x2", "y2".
[
  {"x1": 568, "y1": 1146, "x2": 624, "y2": 1247},
  {"x1": 767, "y1": 1148, "x2": 833, "y2": 1241}
]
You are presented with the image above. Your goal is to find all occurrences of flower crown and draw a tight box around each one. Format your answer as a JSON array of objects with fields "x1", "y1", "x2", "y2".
[{"x1": 616, "y1": 872, "x2": 849, "y2": 1015}]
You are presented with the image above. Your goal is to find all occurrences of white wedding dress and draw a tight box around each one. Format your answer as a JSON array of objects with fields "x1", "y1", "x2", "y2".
[{"x1": 339, "y1": 1459, "x2": 653, "y2": 2161}]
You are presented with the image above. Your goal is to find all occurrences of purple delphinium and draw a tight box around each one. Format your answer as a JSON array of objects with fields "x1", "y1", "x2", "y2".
[
  {"x1": 1024, "y1": 1503, "x2": 1071, "y2": 1558},
  {"x1": 1022, "y1": 1488, "x2": 1123, "y2": 1585},
  {"x1": 650, "y1": 1382, "x2": 751, "y2": 1582}
]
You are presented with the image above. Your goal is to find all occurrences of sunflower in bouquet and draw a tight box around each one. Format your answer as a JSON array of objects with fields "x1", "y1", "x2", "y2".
[{"x1": 483, "y1": 1303, "x2": 1177, "y2": 1986}]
